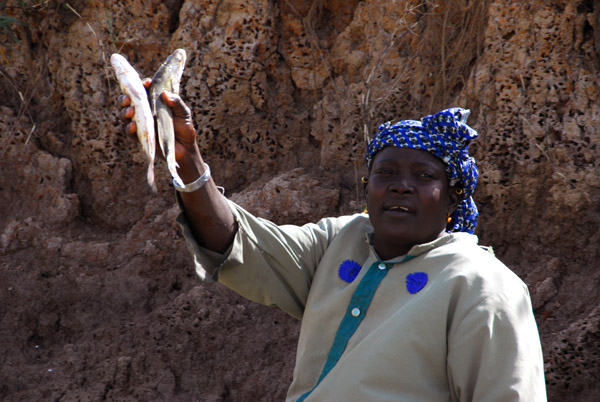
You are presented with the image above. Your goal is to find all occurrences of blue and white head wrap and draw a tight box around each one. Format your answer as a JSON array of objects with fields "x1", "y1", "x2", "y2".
[{"x1": 365, "y1": 107, "x2": 479, "y2": 234}]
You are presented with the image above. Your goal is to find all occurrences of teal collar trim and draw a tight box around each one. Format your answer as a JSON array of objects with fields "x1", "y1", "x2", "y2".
[{"x1": 297, "y1": 255, "x2": 415, "y2": 401}]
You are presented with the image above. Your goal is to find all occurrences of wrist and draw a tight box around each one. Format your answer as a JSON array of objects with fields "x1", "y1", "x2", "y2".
[
  {"x1": 176, "y1": 146, "x2": 206, "y2": 184},
  {"x1": 174, "y1": 163, "x2": 211, "y2": 192}
]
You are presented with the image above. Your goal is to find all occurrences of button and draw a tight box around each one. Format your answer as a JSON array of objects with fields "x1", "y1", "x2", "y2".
[
  {"x1": 378, "y1": 263, "x2": 386, "y2": 270},
  {"x1": 351, "y1": 307, "x2": 361, "y2": 317}
]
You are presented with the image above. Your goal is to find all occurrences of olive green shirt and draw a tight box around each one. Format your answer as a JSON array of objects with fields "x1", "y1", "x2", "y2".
[{"x1": 177, "y1": 200, "x2": 547, "y2": 402}]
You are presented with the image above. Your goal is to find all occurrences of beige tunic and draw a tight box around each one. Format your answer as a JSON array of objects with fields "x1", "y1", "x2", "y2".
[{"x1": 177, "y1": 200, "x2": 547, "y2": 402}]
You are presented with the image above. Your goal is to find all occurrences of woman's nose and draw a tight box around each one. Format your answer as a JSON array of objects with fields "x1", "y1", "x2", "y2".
[{"x1": 389, "y1": 175, "x2": 414, "y2": 193}]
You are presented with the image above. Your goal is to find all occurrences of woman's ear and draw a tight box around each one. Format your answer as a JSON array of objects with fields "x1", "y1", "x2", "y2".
[
  {"x1": 362, "y1": 176, "x2": 369, "y2": 196},
  {"x1": 447, "y1": 186, "x2": 460, "y2": 214}
]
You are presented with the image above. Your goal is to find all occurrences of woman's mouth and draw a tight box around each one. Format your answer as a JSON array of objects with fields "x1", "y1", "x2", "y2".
[{"x1": 384, "y1": 205, "x2": 414, "y2": 215}]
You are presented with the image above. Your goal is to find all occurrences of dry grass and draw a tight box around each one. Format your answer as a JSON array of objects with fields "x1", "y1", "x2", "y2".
[
  {"x1": 359, "y1": 1, "x2": 422, "y2": 142},
  {"x1": 359, "y1": 0, "x2": 491, "y2": 140},
  {"x1": 415, "y1": 0, "x2": 491, "y2": 113},
  {"x1": 0, "y1": 64, "x2": 39, "y2": 142},
  {"x1": 0, "y1": 0, "x2": 115, "y2": 156}
]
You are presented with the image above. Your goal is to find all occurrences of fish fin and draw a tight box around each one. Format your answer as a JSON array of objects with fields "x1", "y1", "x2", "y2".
[
  {"x1": 156, "y1": 105, "x2": 172, "y2": 158},
  {"x1": 168, "y1": 161, "x2": 185, "y2": 188},
  {"x1": 173, "y1": 175, "x2": 185, "y2": 189},
  {"x1": 147, "y1": 164, "x2": 157, "y2": 193},
  {"x1": 156, "y1": 123, "x2": 167, "y2": 158}
]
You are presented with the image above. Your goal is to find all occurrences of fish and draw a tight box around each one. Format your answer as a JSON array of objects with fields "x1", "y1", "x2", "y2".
[
  {"x1": 110, "y1": 53, "x2": 157, "y2": 192},
  {"x1": 149, "y1": 48, "x2": 187, "y2": 188}
]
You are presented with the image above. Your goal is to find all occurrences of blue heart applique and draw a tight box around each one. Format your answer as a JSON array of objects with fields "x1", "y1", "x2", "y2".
[
  {"x1": 338, "y1": 260, "x2": 362, "y2": 283},
  {"x1": 406, "y1": 272, "x2": 428, "y2": 294}
]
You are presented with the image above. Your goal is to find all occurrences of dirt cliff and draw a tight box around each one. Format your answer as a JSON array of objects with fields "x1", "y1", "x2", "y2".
[{"x1": 1, "y1": 0, "x2": 599, "y2": 400}]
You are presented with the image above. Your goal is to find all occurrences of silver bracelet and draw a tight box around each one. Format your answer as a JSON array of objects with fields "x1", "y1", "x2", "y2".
[{"x1": 173, "y1": 162, "x2": 211, "y2": 192}]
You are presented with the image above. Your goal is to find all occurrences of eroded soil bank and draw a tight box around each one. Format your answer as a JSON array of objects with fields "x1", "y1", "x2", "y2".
[{"x1": 1, "y1": 1, "x2": 599, "y2": 400}]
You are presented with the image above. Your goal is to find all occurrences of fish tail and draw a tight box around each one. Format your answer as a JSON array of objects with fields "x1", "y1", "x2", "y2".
[
  {"x1": 168, "y1": 160, "x2": 185, "y2": 188},
  {"x1": 147, "y1": 164, "x2": 157, "y2": 193}
]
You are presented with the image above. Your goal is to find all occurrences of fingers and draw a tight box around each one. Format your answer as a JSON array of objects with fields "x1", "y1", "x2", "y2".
[
  {"x1": 126, "y1": 121, "x2": 137, "y2": 136},
  {"x1": 119, "y1": 105, "x2": 135, "y2": 122},
  {"x1": 142, "y1": 77, "x2": 152, "y2": 88},
  {"x1": 117, "y1": 92, "x2": 140, "y2": 138},
  {"x1": 117, "y1": 94, "x2": 131, "y2": 108}
]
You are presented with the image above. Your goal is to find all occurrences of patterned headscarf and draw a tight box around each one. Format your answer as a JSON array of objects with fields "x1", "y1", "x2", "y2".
[{"x1": 365, "y1": 107, "x2": 479, "y2": 234}]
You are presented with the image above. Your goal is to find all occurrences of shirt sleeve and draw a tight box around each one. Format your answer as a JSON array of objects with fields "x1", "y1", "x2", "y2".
[
  {"x1": 176, "y1": 196, "x2": 357, "y2": 319},
  {"x1": 447, "y1": 281, "x2": 547, "y2": 402}
]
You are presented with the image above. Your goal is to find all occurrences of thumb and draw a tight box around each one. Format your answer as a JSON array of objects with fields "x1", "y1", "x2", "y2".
[{"x1": 161, "y1": 91, "x2": 192, "y2": 120}]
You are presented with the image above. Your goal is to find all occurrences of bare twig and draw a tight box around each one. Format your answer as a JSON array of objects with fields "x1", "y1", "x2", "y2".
[
  {"x1": 520, "y1": 115, "x2": 581, "y2": 193},
  {"x1": 0, "y1": 65, "x2": 38, "y2": 150},
  {"x1": 283, "y1": 0, "x2": 341, "y2": 96},
  {"x1": 359, "y1": 0, "x2": 420, "y2": 142}
]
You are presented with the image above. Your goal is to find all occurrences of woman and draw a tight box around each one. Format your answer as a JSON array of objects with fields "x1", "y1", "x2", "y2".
[{"x1": 119, "y1": 90, "x2": 547, "y2": 401}]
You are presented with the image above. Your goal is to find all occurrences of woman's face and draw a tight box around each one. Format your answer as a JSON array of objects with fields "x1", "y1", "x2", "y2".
[{"x1": 365, "y1": 147, "x2": 458, "y2": 260}]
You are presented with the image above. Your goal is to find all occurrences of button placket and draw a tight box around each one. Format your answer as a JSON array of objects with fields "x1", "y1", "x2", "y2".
[{"x1": 297, "y1": 256, "x2": 414, "y2": 402}]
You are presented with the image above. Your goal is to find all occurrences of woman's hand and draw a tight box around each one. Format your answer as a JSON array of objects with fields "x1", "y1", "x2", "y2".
[
  {"x1": 116, "y1": 79, "x2": 203, "y2": 183},
  {"x1": 115, "y1": 79, "x2": 237, "y2": 253},
  {"x1": 159, "y1": 91, "x2": 197, "y2": 155},
  {"x1": 117, "y1": 78, "x2": 153, "y2": 137}
]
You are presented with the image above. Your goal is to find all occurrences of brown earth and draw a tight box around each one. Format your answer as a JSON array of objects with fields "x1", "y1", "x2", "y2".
[{"x1": 1, "y1": 0, "x2": 599, "y2": 401}]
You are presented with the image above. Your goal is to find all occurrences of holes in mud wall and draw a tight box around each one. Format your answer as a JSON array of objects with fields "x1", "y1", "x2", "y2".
[
  {"x1": 165, "y1": 0, "x2": 184, "y2": 33},
  {"x1": 547, "y1": 335, "x2": 599, "y2": 392},
  {"x1": 577, "y1": 0, "x2": 595, "y2": 13}
]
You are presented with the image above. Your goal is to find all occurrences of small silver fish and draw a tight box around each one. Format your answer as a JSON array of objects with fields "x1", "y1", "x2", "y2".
[
  {"x1": 110, "y1": 53, "x2": 157, "y2": 192},
  {"x1": 149, "y1": 48, "x2": 187, "y2": 188}
]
